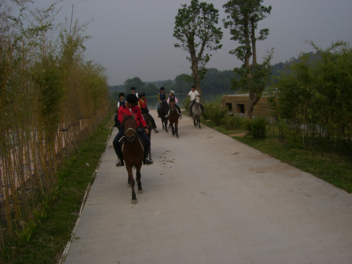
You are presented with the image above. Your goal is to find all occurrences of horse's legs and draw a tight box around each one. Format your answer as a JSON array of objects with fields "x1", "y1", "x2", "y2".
[
  {"x1": 126, "y1": 165, "x2": 137, "y2": 203},
  {"x1": 171, "y1": 122, "x2": 175, "y2": 136},
  {"x1": 198, "y1": 116, "x2": 201, "y2": 129},
  {"x1": 165, "y1": 119, "x2": 168, "y2": 133},
  {"x1": 136, "y1": 164, "x2": 143, "y2": 194},
  {"x1": 175, "y1": 121, "x2": 179, "y2": 138}
]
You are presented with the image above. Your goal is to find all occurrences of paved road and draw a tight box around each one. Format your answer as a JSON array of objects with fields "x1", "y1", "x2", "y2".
[{"x1": 65, "y1": 110, "x2": 352, "y2": 264}]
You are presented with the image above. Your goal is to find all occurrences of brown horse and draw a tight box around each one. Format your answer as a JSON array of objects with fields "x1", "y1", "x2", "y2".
[
  {"x1": 168, "y1": 100, "x2": 179, "y2": 138},
  {"x1": 121, "y1": 114, "x2": 144, "y2": 204}
]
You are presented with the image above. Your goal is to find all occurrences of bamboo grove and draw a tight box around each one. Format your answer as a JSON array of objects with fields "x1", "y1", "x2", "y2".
[
  {"x1": 269, "y1": 41, "x2": 352, "y2": 155},
  {"x1": 0, "y1": 1, "x2": 109, "y2": 246}
]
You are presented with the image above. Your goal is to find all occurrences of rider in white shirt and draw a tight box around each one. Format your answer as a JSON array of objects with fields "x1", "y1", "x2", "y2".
[{"x1": 188, "y1": 85, "x2": 204, "y2": 115}]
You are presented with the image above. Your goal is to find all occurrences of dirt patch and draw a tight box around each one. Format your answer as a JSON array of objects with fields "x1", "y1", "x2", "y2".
[
  {"x1": 229, "y1": 132, "x2": 247, "y2": 137},
  {"x1": 249, "y1": 163, "x2": 301, "y2": 178}
]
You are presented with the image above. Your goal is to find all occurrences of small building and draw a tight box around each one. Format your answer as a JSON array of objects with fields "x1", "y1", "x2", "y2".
[{"x1": 222, "y1": 94, "x2": 273, "y2": 117}]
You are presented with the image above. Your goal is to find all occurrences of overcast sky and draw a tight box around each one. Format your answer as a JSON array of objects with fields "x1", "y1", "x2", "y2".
[{"x1": 32, "y1": 0, "x2": 352, "y2": 86}]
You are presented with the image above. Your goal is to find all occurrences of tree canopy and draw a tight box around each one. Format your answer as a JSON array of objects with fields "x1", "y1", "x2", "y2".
[
  {"x1": 174, "y1": 0, "x2": 223, "y2": 93},
  {"x1": 223, "y1": 0, "x2": 272, "y2": 119}
]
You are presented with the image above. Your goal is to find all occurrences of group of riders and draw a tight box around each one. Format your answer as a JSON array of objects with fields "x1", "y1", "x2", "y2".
[{"x1": 113, "y1": 85, "x2": 204, "y2": 167}]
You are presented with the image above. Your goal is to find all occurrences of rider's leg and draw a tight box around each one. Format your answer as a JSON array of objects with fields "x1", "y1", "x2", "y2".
[
  {"x1": 113, "y1": 129, "x2": 125, "y2": 167},
  {"x1": 157, "y1": 102, "x2": 161, "y2": 117},
  {"x1": 148, "y1": 113, "x2": 159, "y2": 133},
  {"x1": 137, "y1": 129, "x2": 152, "y2": 165},
  {"x1": 200, "y1": 104, "x2": 205, "y2": 113},
  {"x1": 175, "y1": 104, "x2": 182, "y2": 115},
  {"x1": 114, "y1": 113, "x2": 119, "y2": 127},
  {"x1": 189, "y1": 100, "x2": 195, "y2": 115}
]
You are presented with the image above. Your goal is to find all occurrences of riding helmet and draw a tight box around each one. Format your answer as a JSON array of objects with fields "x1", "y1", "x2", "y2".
[
  {"x1": 139, "y1": 92, "x2": 146, "y2": 98},
  {"x1": 160, "y1": 87, "x2": 165, "y2": 91},
  {"x1": 131, "y1": 87, "x2": 136, "y2": 91},
  {"x1": 119, "y1": 92, "x2": 125, "y2": 97},
  {"x1": 126, "y1": 94, "x2": 138, "y2": 106},
  {"x1": 170, "y1": 90, "x2": 175, "y2": 95}
]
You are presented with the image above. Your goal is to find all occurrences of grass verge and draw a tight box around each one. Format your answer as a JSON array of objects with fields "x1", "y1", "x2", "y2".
[
  {"x1": 184, "y1": 110, "x2": 352, "y2": 194},
  {"x1": 2, "y1": 114, "x2": 114, "y2": 264}
]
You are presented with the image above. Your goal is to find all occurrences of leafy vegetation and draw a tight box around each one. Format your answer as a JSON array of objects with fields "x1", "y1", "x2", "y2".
[
  {"x1": 268, "y1": 41, "x2": 352, "y2": 156},
  {"x1": 223, "y1": 0, "x2": 272, "y2": 119},
  {"x1": 173, "y1": 0, "x2": 223, "y2": 93},
  {"x1": 1, "y1": 116, "x2": 114, "y2": 264},
  {"x1": 0, "y1": 0, "x2": 110, "y2": 253}
]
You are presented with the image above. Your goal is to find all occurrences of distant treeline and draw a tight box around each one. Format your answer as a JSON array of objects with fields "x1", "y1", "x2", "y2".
[
  {"x1": 110, "y1": 51, "x2": 322, "y2": 100},
  {"x1": 111, "y1": 68, "x2": 236, "y2": 100}
]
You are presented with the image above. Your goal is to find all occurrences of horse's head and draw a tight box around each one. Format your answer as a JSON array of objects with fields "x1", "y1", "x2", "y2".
[
  {"x1": 195, "y1": 95, "x2": 201, "y2": 104},
  {"x1": 161, "y1": 100, "x2": 168, "y2": 108},
  {"x1": 122, "y1": 114, "x2": 137, "y2": 142},
  {"x1": 169, "y1": 100, "x2": 176, "y2": 112}
]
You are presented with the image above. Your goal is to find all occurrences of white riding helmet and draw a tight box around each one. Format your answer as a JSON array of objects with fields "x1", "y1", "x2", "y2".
[{"x1": 170, "y1": 90, "x2": 175, "y2": 95}]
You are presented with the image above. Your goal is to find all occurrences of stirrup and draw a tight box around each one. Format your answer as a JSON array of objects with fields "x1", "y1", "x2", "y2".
[
  {"x1": 145, "y1": 158, "x2": 153, "y2": 165},
  {"x1": 116, "y1": 158, "x2": 124, "y2": 167}
]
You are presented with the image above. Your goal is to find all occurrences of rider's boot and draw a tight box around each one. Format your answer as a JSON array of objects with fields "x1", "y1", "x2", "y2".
[
  {"x1": 115, "y1": 149, "x2": 124, "y2": 167},
  {"x1": 116, "y1": 158, "x2": 124, "y2": 167},
  {"x1": 143, "y1": 146, "x2": 153, "y2": 165}
]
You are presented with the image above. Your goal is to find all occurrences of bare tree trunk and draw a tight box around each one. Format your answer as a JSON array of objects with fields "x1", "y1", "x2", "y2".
[
  {"x1": 187, "y1": 31, "x2": 202, "y2": 94},
  {"x1": 245, "y1": 90, "x2": 262, "y2": 119}
]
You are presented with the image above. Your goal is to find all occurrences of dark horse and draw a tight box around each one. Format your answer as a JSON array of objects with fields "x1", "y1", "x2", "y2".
[
  {"x1": 121, "y1": 114, "x2": 144, "y2": 204},
  {"x1": 158, "y1": 100, "x2": 169, "y2": 132},
  {"x1": 168, "y1": 100, "x2": 179, "y2": 138},
  {"x1": 141, "y1": 109, "x2": 153, "y2": 163}
]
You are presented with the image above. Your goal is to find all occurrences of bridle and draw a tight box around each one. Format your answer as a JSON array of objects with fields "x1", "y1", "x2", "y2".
[
  {"x1": 122, "y1": 116, "x2": 137, "y2": 142},
  {"x1": 195, "y1": 95, "x2": 201, "y2": 104},
  {"x1": 169, "y1": 100, "x2": 176, "y2": 113}
]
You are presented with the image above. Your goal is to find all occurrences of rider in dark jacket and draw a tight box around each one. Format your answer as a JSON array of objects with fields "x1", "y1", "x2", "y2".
[{"x1": 115, "y1": 93, "x2": 126, "y2": 129}]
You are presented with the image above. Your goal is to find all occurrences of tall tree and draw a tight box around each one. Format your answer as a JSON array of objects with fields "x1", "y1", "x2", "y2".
[
  {"x1": 173, "y1": 0, "x2": 223, "y2": 94},
  {"x1": 123, "y1": 77, "x2": 144, "y2": 94},
  {"x1": 223, "y1": 0, "x2": 272, "y2": 119}
]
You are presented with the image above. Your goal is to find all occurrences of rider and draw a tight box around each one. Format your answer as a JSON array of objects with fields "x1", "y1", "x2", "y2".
[
  {"x1": 115, "y1": 93, "x2": 126, "y2": 129},
  {"x1": 138, "y1": 92, "x2": 159, "y2": 133},
  {"x1": 165, "y1": 90, "x2": 182, "y2": 118},
  {"x1": 157, "y1": 87, "x2": 167, "y2": 116},
  {"x1": 131, "y1": 87, "x2": 138, "y2": 98},
  {"x1": 113, "y1": 94, "x2": 153, "y2": 167},
  {"x1": 188, "y1": 85, "x2": 204, "y2": 116}
]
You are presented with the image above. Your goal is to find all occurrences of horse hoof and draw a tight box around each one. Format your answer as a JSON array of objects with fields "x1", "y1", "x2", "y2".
[
  {"x1": 138, "y1": 190, "x2": 143, "y2": 194},
  {"x1": 176, "y1": 136, "x2": 179, "y2": 139},
  {"x1": 131, "y1": 199, "x2": 138, "y2": 204}
]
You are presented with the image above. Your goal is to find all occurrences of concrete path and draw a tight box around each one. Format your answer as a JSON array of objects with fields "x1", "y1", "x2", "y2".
[{"x1": 65, "y1": 110, "x2": 352, "y2": 264}]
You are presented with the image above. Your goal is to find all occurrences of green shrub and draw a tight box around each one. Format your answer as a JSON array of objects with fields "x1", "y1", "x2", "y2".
[
  {"x1": 183, "y1": 97, "x2": 191, "y2": 111},
  {"x1": 204, "y1": 103, "x2": 227, "y2": 125},
  {"x1": 243, "y1": 117, "x2": 269, "y2": 138},
  {"x1": 221, "y1": 115, "x2": 244, "y2": 130}
]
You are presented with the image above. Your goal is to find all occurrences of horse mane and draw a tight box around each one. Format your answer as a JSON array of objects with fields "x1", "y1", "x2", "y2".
[{"x1": 122, "y1": 115, "x2": 136, "y2": 124}]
